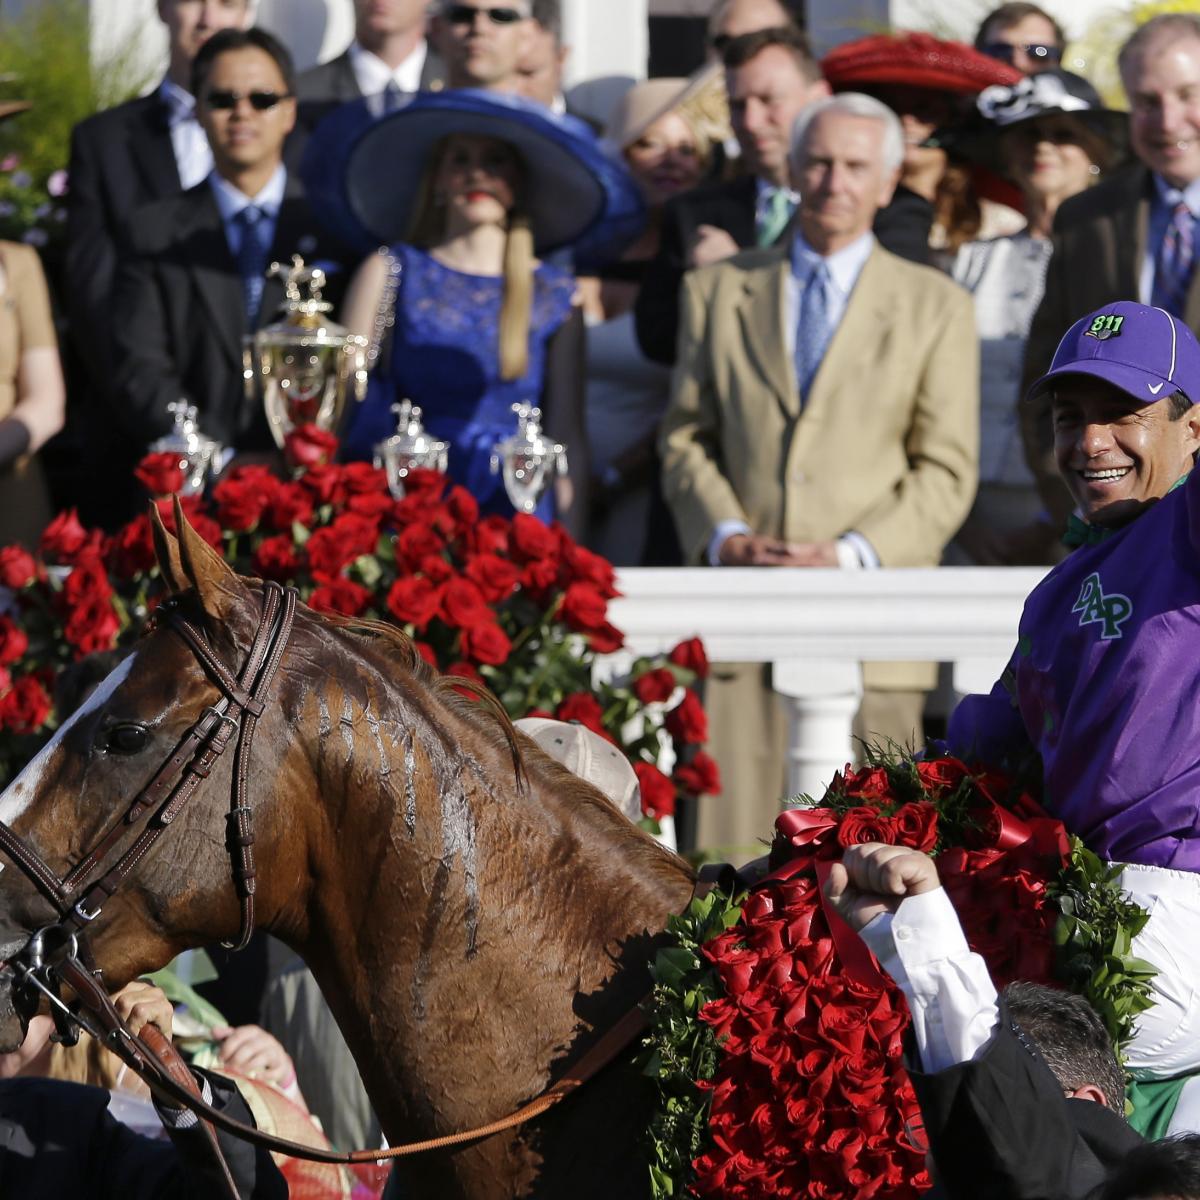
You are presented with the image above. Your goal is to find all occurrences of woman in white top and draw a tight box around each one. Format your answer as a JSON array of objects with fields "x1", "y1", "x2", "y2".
[
  {"x1": 577, "y1": 73, "x2": 720, "y2": 566},
  {"x1": 949, "y1": 70, "x2": 1126, "y2": 564}
]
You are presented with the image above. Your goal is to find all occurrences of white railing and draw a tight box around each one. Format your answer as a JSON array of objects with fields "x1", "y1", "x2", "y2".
[{"x1": 609, "y1": 567, "x2": 1048, "y2": 800}]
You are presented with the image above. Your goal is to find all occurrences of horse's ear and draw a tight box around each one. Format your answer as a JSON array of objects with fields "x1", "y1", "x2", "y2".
[
  {"x1": 172, "y1": 496, "x2": 249, "y2": 620},
  {"x1": 149, "y1": 503, "x2": 188, "y2": 595}
]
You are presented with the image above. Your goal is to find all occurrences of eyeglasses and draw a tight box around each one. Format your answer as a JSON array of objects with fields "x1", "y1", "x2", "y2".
[
  {"x1": 444, "y1": 4, "x2": 528, "y2": 25},
  {"x1": 981, "y1": 41, "x2": 1062, "y2": 67},
  {"x1": 204, "y1": 90, "x2": 292, "y2": 111},
  {"x1": 710, "y1": 33, "x2": 733, "y2": 54}
]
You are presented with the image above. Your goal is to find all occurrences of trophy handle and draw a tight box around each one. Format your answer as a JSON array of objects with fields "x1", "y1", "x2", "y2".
[{"x1": 242, "y1": 342, "x2": 257, "y2": 403}]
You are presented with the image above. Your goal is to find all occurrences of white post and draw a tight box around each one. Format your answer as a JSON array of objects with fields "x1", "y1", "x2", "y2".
[
  {"x1": 772, "y1": 658, "x2": 861, "y2": 803},
  {"x1": 561, "y1": 0, "x2": 648, "y2": 87}
]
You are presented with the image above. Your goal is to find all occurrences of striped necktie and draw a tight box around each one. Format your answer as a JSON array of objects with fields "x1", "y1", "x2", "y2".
[
  {"x1": 234, "y1": 205, "x2": 270, "y2": 327},
  {"x1": 757, "y1": 188, "x2": 794, "y2": 247},
  {"x1": 794, "y1": 260, "x2": 832, "y2": 400},
  {"x1": 1153, "y1": 201, "x2": 1196, "y2": 318}
]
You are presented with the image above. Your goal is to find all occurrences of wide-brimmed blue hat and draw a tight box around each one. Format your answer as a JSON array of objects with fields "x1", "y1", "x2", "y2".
[{"x1": 301, "y1": 89, "x2": 644, "y2": 256}]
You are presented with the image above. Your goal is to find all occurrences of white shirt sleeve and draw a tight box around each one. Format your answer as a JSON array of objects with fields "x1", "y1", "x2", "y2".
[
  {"x1": 708, "y1": 519, "x2": 753, "y2": 565},
  {"x1": 858, "y1": 887, "x2": 1000, "y2": 1074}
]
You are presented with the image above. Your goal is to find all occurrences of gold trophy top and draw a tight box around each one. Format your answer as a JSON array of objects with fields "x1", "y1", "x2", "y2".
[{"x1": 264, "y1": 254, "x2": 335, "y2": 334}]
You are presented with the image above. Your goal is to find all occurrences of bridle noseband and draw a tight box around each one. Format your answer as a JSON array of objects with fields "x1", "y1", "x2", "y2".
[{"x1": 0, "y1": 580, "x2": 297, "y2": 1026}]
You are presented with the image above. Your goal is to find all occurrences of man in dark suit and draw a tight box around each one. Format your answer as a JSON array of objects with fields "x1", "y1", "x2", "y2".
[
  {"x1": 65, "y1": 0, "x2": 252, "y2": 395},
  {"x1": 111, "y1": 27, "x2": 347, "y2": 467},
  {"x1": 635, "y1": 27, "x2": 933, "y2": 366},
  {"x1": 296, "y1": 0, "x2": 446, "y2": 132},
  {"x1": 830, "y1": 844, "x2": 1146, "y2": 1200},
  {"x1": 1022, "y1": 13, "x2": 1200, "y2": 530}
]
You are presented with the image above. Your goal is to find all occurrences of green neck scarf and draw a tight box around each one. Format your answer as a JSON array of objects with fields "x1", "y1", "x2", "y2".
[{"x1": 1062, "y1": 474, "x2": 1190, "y2": 549}]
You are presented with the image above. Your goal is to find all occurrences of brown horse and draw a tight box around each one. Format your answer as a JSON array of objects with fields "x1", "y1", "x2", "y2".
[{"x1": 0, "y1": 512, "x2": 696, "y2": 1198}]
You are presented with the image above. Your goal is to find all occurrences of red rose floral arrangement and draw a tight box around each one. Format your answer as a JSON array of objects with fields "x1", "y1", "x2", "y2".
[
  {"x1": 642, "y1": 751, "x2": 1156, "y2": 1199},
  {"x1": 0, "y1": 445, "x2": 719, "y2": 828}
]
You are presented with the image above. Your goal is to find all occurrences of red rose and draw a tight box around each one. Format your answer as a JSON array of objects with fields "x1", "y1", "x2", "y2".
[
  {"x1": 837, "y1": 806, "x2": 897, "y2": 848},
  {"x1": 347, "y1": 491, "x2": 395, "y2": 522},
  {"x1": 668, "y1": 636, "x2": 708, "y2": 679},
  {"x1": 0, "y1": 616, "x2": 28, "y2": 666},
  {"x1": 386, "y1": 576, "x2": 441, "y2": 630},
  {"x1": 443, "y1": 486, "x2": 479, "y2": 530},
  {"x1": 555, "y1": 692, "x2": 607, "y2": 736},
  {"x1": 588, "y1": 621, "x2": 624, "y2": 654},
  {"x1": 308, "y1": 577, "x2": 373, "y2": 617},
  {"x1": 444, "y1": 660, "x2": 482, "y2": 696},
  {"x1": 413, "y1": 640, "x2": 438, "y2": 667},
  {"x1": 673, "y1": 750, "x2": 721, "y2": 796},
  {"x1": 332, "y1": 512, "x2": 382, "y2": 557},
  {"x1": 915, "y1": 755, "x2": 971, "y2": 792},
  {"x1": 472, "y1": 515, "x2": 510, "y2": 557},
  {"x1": 284, "y1": 423, "x2": 339, "y2": 469},
  {"x1": 40, "y1": 509, "x2": 101, "y2": 565},
  {"x1": 63, "y1": 593, "x2": 121, "y2": 657},
  {"x1": 465, "y1": 553, "x2": 520, "y2": 603},
  {"x1": 841, "y1": 765, "x2": 893, "y2": 802},
  {"x1": 300, "y1": 463, "x2": 345, "y2": 506},
  {"x1": 420, "y1": 554, "x2": 454, "y2": 584},
  {"x1": 564, "y1": 543, "x2": 617, "y2": 597},
  {"x1": 509, "y1": 512, "x2": 557, "y2": 561},
  {"x1": 134, "y1": 451, "x2": 186, "y2": 497},
  {"x1": 399, "y1": 467, "x2": 445, "y2": 501},
  {"x1": 108, "y1": 516, "x2": 156, "y2": 580},
  {"x1": 396, "y1": 522, "x2": 444, "y2": 567},
  {"x1": 304, "y1": 526, "x2": 357, "y2": 577},
  {"x1": 267, "y1": 482, "x2": 315, "y2": 531},
  {"x1": 559, "y1": 582, "x2": 607, "y2": 633},
  {"x1": 212, "y1": 470, "x2": 276, "y2": 532},
  {"x1": 0, "y1": 545, "x2": 36, "y2": 589},
  {"x1": 634, "y1": 761, "x2": 676, "y2": 820},
  {"x1": 633, "y1": 667, "x2": 676, "y2": 705},
  {"x1": 892, "y1": 801, "x2": 939, "y2": 853},
  {"x1": 340, "y1": 461, "x2": 388, "y2": 495},
  {"x1": 520, "y1": 557, "x2": 558, "y2": 597},
  {"x1": 460, "y1": 620, "x2": 511, "y2": 666},
  {"x1": 440, "y1": 577, "x2": 489, "y2": 629},
  {"x1": 666, "y1": 688, "x2": 708, "y2": 745},
  {"x1": 251, "y1": 534, "x2": 302, "y2": 582},
  {"x1": 0, "y1": 675, "x2": 51, "y2": 734}
]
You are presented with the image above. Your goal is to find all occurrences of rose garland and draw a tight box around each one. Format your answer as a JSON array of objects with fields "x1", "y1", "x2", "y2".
[
  {"x1": 0, "y1": 446, "x2": 719, "y2": 826},
  {"x1": 642, "y1": 752, "x2": 1155, "y2": 1200}
]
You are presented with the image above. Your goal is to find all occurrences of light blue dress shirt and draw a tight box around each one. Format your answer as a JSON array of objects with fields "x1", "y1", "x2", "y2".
[{"x1": 209, "y1": 164, "x2": 287, "y2": 260}]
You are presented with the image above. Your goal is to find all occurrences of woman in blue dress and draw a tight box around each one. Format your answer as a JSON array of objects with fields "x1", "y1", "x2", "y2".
[{"x1": 309, "y1": 91, "x2": 642, "y2": 534}]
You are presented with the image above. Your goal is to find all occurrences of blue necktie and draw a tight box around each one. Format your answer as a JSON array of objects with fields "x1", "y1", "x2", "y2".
[
  {"x1": 383, "y1": 80, "x2": 404, "y2": 114},
  {"x1": 234, "y1": 205, "x2": 269, "y2": 327},
  {"x1": 1153, "y1": 201, "x2": 1196, "y2": 318},
  {"x1": 795, "y1": 261, "x2": 832, "y2": 400}
]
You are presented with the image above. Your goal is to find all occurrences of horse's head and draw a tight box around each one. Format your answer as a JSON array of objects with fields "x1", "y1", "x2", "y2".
[{"x1": 0, "y1": 505, "x2": 300, "y2": 1049}]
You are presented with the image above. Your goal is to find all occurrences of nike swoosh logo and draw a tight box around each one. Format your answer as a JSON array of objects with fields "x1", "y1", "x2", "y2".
[{"x1": 1148, "y1": 382, "x2": 1165, "y2": 394}]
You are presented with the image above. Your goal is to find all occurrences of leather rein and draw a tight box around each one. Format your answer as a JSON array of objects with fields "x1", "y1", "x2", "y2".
[{"x1": 0, "y1": 579, "x2": 649, "y2": 1173}]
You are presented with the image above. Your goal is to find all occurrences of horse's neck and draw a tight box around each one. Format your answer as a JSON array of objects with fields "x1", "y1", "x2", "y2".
[{"x1": 289, "y1": 698, "x2": 693, "y2": 1143}]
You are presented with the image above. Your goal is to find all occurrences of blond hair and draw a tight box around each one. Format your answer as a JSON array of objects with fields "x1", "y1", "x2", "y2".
[{"x1": 408, "y1": 136, "x2": 534, "y2": 382}]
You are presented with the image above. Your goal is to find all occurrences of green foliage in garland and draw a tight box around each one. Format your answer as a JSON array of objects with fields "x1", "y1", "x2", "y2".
[
  {"x1": 641, "y1": 887, "x2": 743, "y2": 1199},
  {"x1": 1051, "y1": 838, "x2": 1158, "y2": 1053}
]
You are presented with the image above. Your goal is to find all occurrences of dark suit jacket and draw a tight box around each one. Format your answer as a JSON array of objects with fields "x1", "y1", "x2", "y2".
[
  {"x1": 633, "y1": 176, "x2": 935, "y2": 365},
  {"x1": 65, "y1": 90, "x2": 182, "y2": 392},
  {"x1": 110, "y1": 176, "x2": 349, "y2": 454},
  {"x1": 296, "y1": 43, "x2": 446, "y2": 131},
  {"x1": 908, "y1": 1005, "x2": 1144, "y2": 1200},
  {"x1": 0, "y1": 1070, "x2": 285, "y2": 1199},
  {"x1": 1020, "y1": 164, "x2": 1170, "y2": 524}
]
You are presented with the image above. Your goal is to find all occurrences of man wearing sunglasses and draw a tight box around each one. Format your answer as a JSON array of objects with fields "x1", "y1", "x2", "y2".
[
  {"x1": 431, "y1": 0, "x2": 535, "y2": 93},
  {"x1": 108, "y1": 28, "x2": 347, "y2": 472},
  {"x1": 63, "y1": 0, "x2": 252, "y2": 527},
  {"x1": 296, "y1": 0, "x2": 446, "y2": 133},
  {"x1": 974, "y1": 3, "x2": 1066, "y2": 77}
]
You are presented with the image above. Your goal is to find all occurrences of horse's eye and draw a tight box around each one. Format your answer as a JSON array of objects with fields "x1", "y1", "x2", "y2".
[{"x1": 104, "y1": 724, "x2": 149, "y2": 755}]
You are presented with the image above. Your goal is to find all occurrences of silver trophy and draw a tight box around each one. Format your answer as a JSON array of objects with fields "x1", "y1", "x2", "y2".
[
  {"x1": 374, "y1": 400, "x2": 449, "y2": 499},
  {"x1": 489, "y1": 402, "x2": 567, "y2": 515},
  {"x1": 148, "y1": 401, "x2": 222, "y2": 496},
  {"x1": 243, "y1": 255, "x2": 368, "y2": 448}
]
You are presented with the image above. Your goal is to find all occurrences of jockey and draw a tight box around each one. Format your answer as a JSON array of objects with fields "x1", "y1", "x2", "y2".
[{"x1": 948, "y1": 301, "x2": 1200, "y2": 1106}]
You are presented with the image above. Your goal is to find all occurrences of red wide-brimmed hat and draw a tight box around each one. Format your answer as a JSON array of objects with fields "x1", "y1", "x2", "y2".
[{"x1": 822, "y1": 32, "x2": 1022, "y2": 95}]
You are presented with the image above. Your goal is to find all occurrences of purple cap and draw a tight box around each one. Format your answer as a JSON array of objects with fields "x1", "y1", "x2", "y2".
[{"x1": 1028, "y1": 302, "x2": 1200, "y2": 407}]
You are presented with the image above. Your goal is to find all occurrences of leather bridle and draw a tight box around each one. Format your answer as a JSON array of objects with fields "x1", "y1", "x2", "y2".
[{"x1": 0, "y1": 579, "x2": 297, "y2": 1030}]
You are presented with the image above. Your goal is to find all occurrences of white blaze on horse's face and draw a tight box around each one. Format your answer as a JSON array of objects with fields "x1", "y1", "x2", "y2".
[{"x1": 0, "y1": 653, "x2": 139, "y2": 837}]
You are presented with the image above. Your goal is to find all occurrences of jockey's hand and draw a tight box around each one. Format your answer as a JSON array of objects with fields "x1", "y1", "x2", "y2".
[
  {"x1": 824, "y1": 843, "x2": 941, "y2": 932},
  {"x1": 212, "y1": 1023, "x2": 297, "y2": 1091},
  {"x1": 113, "y1": 979, "x2": 174, "y2": 1041}
]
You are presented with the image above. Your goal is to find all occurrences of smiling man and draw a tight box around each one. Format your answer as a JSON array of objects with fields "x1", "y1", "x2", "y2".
[
  {"x1": 951, "y1": 299, "x2": 1200, "y2": 1096},
  {"x1": 1023, "y1": 13, "x2": 1200, "y2": 532}
]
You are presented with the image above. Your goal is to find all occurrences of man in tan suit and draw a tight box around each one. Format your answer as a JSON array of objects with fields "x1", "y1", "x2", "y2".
[
  {"x1": 660, "y1": 92, "x2": 979, "y2": 851},
  {"x1": 1022, "y1": 14, "x2": 1200, "y2": 535}
]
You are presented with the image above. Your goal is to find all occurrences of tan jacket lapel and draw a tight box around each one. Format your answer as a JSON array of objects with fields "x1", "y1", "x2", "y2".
[{"x1": 735, "y1": 257, "x2": 799, "y2": 418}]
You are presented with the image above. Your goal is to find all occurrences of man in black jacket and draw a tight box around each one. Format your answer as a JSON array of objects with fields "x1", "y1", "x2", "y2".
[
  {"x1": 111, "y1": 28, "x2": 348, "y2": 475},
  {"x1": 296, "y1": 0, "x2": 446, "y2": 132}
]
